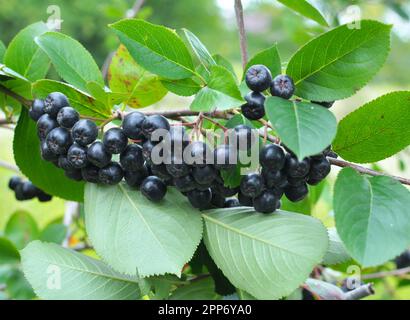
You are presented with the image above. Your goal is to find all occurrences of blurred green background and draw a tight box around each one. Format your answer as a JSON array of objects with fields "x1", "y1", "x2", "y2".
[{"x1": 0, "y1": 0, "x2": 410, "y2": 299}]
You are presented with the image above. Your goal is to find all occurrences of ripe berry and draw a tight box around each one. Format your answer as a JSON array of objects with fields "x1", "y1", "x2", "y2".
[
  {"x1": 187, "y1": 188, "x2": 212, "y2": 210},
  {"x1": 285, "y1": 155, "x2": 311, "y2": 178},
  {"x1": 14, "y1": 183, "x2": 25, "y2": 201},
  {"x1": 124, "y1": 166, "x2": 149, "y2": 188},
  {"x1": 287, "y1": 176, "x2": 307, "y2": 187},
  {"x1": 245, "y1": 65, "x2": 272, "y2": 92},
  {"x1": 240, "y1": 173, "x2": 264, "y2": 198},
  {"x1": 141, "y1": 115, "x2": 170, "y2": 139},
  {"x1": 57, "y1": 107, "x2": 79, "y2": 129},
  {"x1": 37, "y1": 114, "x2": 58, "y2": 140},
  {"x1": 8, "y1": 176, "x2": 22, "y2": 191},
  {"x1": 187, "y1": 141, "x2": 211, "y2": 167},
  {"x1": 141, "y1": 176, "x2": 167, "y2": 202},
  {"x1": 58, "y1": 156, "x2": 74, "y2": 170},
  {"x1": 253, "y1": 190, "x2": 279, "y2": 214},
  {"x1": 168, "y1": 126, "x2": 189, "y2": 151},
  {"x1": 44, "y1": 92, "x2": 69, "y2": 118},
  {"x1": 313, "y1": 101, "x2": 335, "y2": 109},
  {"x1": 151, "y1": 164, "x2": 173, "y2": 181},
  {"x1": 231, "y1": 125, "x2": 255, "y2": 151},
  {"x1": 29, "y1": 99, "x2": 45, "y2": 121},
  {"x1": 21, "y1": 181, "x2": 39, "y2": 199},
  {"x1": 46, "y1": 127, "x2": 72, "y2": 155},
  {"x1": 81, "y1": 164, "x2": 100, "y2": 183},
  {"x1": 99, "y1": 162, "x2": 124, "y2": 185},
  {"x1": 259, "y1": 144, "x2": 286, "y2": 171},
  {"x1": 214, "y1": 145, "x2": 236, "y2": 170},
  {"x1": 37, "y1": 191, "x2": 52, "y2": 202},
  {"x1": 174, "y1": 174, "x2": 197, "y2": 193},
  {"x1": 67, "y1": 143, "x2": 88, "y2": 169},
  {"x1": 238, "y1": 191, "x2": 253, "y2": 207},
  {"x1": 395, "y1": 250, "x2": 410, "y2": 269},
  {"x1": 122, "y1": 111, "x2": 146, "y2": 140},
  {"x1": 40, "y1": 140, "x2": 59, "y2": 161},
  {"x1": 166, "y1": 156, "x2": 191, "y2": 178},
  {"x1": 192, "y1": 165, "x2": 217, "y2": 186},
  {"x1": 262, "y1": 168, "x2": 287, "y2": 189},
  {"x1": 309, "y1": 156, "x2": 331, "y2": 182},
  {"x1": 71, "y1": 119, "x2": 98, "y2": 146},
  {"x1": 241, "y1": 92, "x2": 265, "y2": 120},
  {"x1": 65, "y1": 169, "x2": 83, "y2": 181},
  {"x1": 103, "y1": 128, "x2": 128, "y2": 154},
  {"x1": 285, "y1": 183, "x2": 308, "y2": 202},
  {"x1": 212, "y1": 182, "x2": 239, "y2": 197},
  {"x1": 142, "y1": 140, "x2": 156, "y2": 165},
  {"x1": 224, "y1": 198, "x2": 240, "y2": 208},
  {"x1": 120, "y1": 144, "x2": 144, "y2": 171},
  {"x1": 270, "y1": 75, "x2": 295, "y2": 99},
  {"x1": 87, "y1": 141, "x2": 112, "y2": 168}
]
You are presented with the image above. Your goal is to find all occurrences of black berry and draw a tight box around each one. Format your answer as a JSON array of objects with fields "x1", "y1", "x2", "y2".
[
  {"x1": 151, "y1": 164, "x2": 173, "y2": 181},
  {"x1": 240, "y1": 173, "x2": 264, "y2": 198},
  {"x1": 253, "y1": 190, "x2": 279, "y2": 214},
  {"x1": 141, "y1": 115, "x2": 170, "y2": 139},
  {"x1": 187, "y1": 189, "x2": 212, "y2": 210},
  {"x1": 285, "y1": 183, "x2": 308, "y2": 202},
  {"x1": 58, "y1": 155, "x2": 75, "y2": 170},
  {"x1": 308, "y1": 156, "x2": 331, "y2": 182},
  {"x1": 21, "y1": 181, "x2": 39, "y2": 199},
  {"x1": 71, "y1": 119, "x2": 98, "y2": 146},
  {"x1": 98, "y1": 162, "x2": 124, "y2": 185},
  {"x1": 141, "y1": 176, "x2": 167, "y2": 202},
  {"x1": 8, "y1": 176, "x2": 22, "y2": 191},
  {"x1": 120, "y1": 144, "x2": 144, "y2": 171},
  {"x1": 14, "y1": 183, "x2": 25, "y2": 201},
  {"x1": 212, "y1": 182, "x2": 239, "y2": 197},
  {"x1": 245, "y1": 65, "x2": 272, "y2": 92},
  {"x1": 231, "y1": 125, "x2": 255, "y2": 151},
  {"x1": 57, "y1": 107, "x2": 79, "y2": 129},
  {"x1": 81, "y1": 164, "x2": 101, "y2": 183},
  {"x1": 44, "y1": 92, "x2": 69, "y2": 118},
  {"x1": 313, "y1": 101, "x2": 335, "y2": 109},
  {"x1": 166, "y1": 156, "x2": 191, "y2": 178},
  {"x1": 259, "y1": 144, "x2": 286, "y2": 171},
  {"x1": 40, "y1": 140, "x2": 59, "y2": 161},
  {"x1": 241, "y1": 92, "x2": 265, "y2": 120},
  {"x1": 262, "y1": 168, "x2": 287, "y2": 189},
  {"x1": 37, "y1": 114, "x2": 58, "y2": 140},
  {"x1": 67, "y1": 143, "x2": 88, "y2": 169},
  {"x1": 285, "y1": 155, "x2": 311, "y2": 178},
  {"x1": 29, "y1": 99, "x2": 45, "y2": 121},
  {"x1": 122, "y1": 111, "x2": 146, "y2": 140},
  {"x1": 224, "y1": 198, "x2": 240, "y2": 208},
  {"x1": 238, "y1": 191, "x2": 253, "y2": 207},
  {"x1": 65, "y1": 169, "x2": 83, "y2": 181},
  {"x1": 214, "y1": 145, "x2": 236, "y2": 170},
  {"x1": 270, "y1": 75, "x2": 295, "y2": 99},
  {"x1": 37, "y1": 191, "x2": 52, "y2": 202},
  {"x1": 174, "y1": 174, "x2": 197, "y2": 193},
  {"x1": 187, "y1": 141, "x2": 211, "y2": 167},
  {"x1": 124, "y1": 167, "x2": 149, "y2": 188},
  {"x1": 192, "y1": 165, "x2": 217, "y2": 186},
  {"x1": 46, "y1": 127, "x2": 72, "y2": 155},
  {"x1": 87, "y1": 141, "x2": 112, "y2": 168},
  {"x1": 103, "y1": 128, "x2": 128, "y2": 154}
]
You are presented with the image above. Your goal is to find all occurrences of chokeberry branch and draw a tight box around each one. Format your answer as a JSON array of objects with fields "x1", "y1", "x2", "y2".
[
  {"x1": 234, "y1": 0, "x2": 249, "y2": 70},
  {"x1": 362, "y1": 267, "x2": 410, "y2": 280},
  {"x1": 0, "y1": 84, "x2": 32, "y2": 108},
  {"x1": 344, "y1": 283, "x2": 375, "y2": 300},
  {"x1": 328, "y1": 158, "x2": 410, "y2": 186},
  {"x1": 201, "y1": 114, "x2": 228, "y2": 131},
  {"x1": 0, "y1": 159, "x2": 20, "y2": 174}
]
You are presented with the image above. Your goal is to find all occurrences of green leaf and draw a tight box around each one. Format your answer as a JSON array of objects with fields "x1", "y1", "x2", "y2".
[
  {"x1": 334, "y1": 168, "x2": 410, "y2": 267},
  {"x1": 35, "y1": 32, "x2": 104, "y2": 92},
  {"x1": 39, "y1": 223, "x2": 67, "y2": 244},
  {"x1": 84, "y1": 183, "x2": 203, "y2": 277},
  {"x1": 13, "y1": 109, "x2": 84, "y2": 202},
  {"x1": 202, "y1": 208, "x2": 328, "y2": 299},
  {"x1": 190, "y1": 65, "x2": 244, "y2": 111},
  {"x1": 86, "y1": 81, "x2": 128, "y2": 108},
  {"x1": 183, "y1": 28, "x2": 216, "y2": 73},
  {"x1": 6, "y1": 270, "x2": 36, "y2": 300},
  {"x1": 161, "y1": 78, "x2": 201, "y2": 97},
  {"x1": 0, "y1": 237, "x2": 20, "y2": 265},
  {"x1": 170, "y1": 277, "x2": 219, "y2": 300},
  {"x1": 4, "y1": 22, "x2": 50, "y2": 82},
  {"x1": 0, "y1": 40, "x2": 5, "y2": 63},
  {"x1": 213, "y1": 54, "x2": 237, "y2": 80},
  {"x1": 265, "y1": 97, "x2": 337, "y2": 159},
  {"x1": 287, "y1": 20, "x2": 391, "y2": 101},
  {"x1": 33, "y1": 80, "x2": 112, "y2": 118},
  {"x1": 108, "y1": 45, "x2": 167, "y2": 108},
  {"x1": 5, "y1": 211, "x2": 39, "y2": 250},
  {"x1": 278, "y1": 0, "x2": 328, "y2": 26},
  {"x1": 110, "y1": 19, "x2": 195, "y2": 80},
  {"x1": 333, "y1": 91, "x2": 410, "y2": 163},
  {"x1": 243, "y1": 45, "x2": 281, "y2": 79},
  {"x1": 21, "y1": 241, "x2": 144, "y2": 300},
  {"x1": 323, "y1": 228, "x2": 351, "y2": 266}
]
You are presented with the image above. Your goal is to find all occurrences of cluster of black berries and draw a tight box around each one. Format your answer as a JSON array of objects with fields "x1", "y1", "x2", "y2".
[
  {"x1": 8, "y1": 176, "x2": 52, "y2": 202},
  {"x1": 241, "y1": 64, "x2": 334, "y2": 121}
]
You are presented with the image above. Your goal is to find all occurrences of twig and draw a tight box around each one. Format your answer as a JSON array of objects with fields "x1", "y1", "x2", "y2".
[
  {"x1": 234, "y1": 0, "x2": 248, "y2": 70},
  {"x1": 329, "y1": 158, "x2": 410, "y2": 186},
  {"x1": 143, "y1": 109, "x2": 230, "y2": 120},
  {"x1": 344, "y1": 283, "x2": 375, "y2": 300},
  {"x1": 0, "y1": 160, "x2": 20, "y2": 174},
  {"x1": 201, "y1": 114, "x2": 228, "y2": 131},
  {"x1": 126, "y1": 0, "x2": 145, "y2": 18},
  {"x1": 362, "y1": 267, "x2": 410, "y2": 280},
  {"x1": 0, "y1": 84, "x2": 32, "y2": 108},
  {"x1": 0, "y1": 118, "x2": 13, "y2": 125}
]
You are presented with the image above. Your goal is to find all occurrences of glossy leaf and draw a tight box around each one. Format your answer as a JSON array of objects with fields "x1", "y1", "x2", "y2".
[
  {"x1": 5, "y1": 211, "x2": 39, "y2": 250},
  {"x1": 161, "y1": 78, "x2": 202, "y2": 97},
  {"x1": 183, "y1": 28, "x2": 216, "y2": 73},
  {"x1": 323, "y1": 228, "x2": 351, "y2": 266},
  {"x1": 0, "y1": 237, "x2": 20, "y2": 265},
  {"x1": 278, "y1": 0, "x2": 328, "y2": 26}
]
